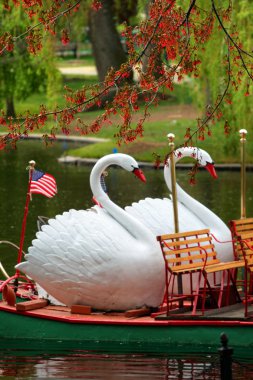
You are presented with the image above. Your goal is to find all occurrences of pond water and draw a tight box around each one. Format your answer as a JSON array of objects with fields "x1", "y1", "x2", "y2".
[{"x1": 0, "y1": 139, "x2": 253, "y2": 379}]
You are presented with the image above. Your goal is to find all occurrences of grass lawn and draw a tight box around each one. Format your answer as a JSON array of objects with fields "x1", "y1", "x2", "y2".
[
  {"x1": 56, "y1": 57, "x2": 95, "y2": 67},
  {"x1": 66, "y1": 116, "x2": 247, "y2": 164},
  {"x1": 10, "y1": 58, "x2": 252, "y2": 164}
]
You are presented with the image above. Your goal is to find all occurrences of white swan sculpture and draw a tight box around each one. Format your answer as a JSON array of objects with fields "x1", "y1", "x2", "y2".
[
  {"x1": 125, "y1": 146, "x2": 233, "y2": 262},
  {"x1": 16, "y1": 154, "x2": 165, "y2": 311}
]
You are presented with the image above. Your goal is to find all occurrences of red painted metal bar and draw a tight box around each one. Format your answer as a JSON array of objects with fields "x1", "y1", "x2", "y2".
[
  {"x1": 210, "y1": 233, "x2": 235, "y2": 245},
  {"x1": 0, "y1": 274, "x2": 34, "y2": 292},
  {"x1": 16, "y1": 165, "x2": 34, "y2": 273}
]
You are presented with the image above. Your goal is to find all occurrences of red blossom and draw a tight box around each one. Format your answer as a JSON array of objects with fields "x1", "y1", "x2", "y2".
[
  {"x1": 224, "y1": 120, "x2": 231, "y2": 135},
  {"x1": 189, "y1": 176, "x2": 196, "y2": 185},
  {"x1": 0, "y1": 0, "x2": 251, "y2": 152},
  {"x1": 244, "y1": 83, "x2": 250, "y2": 96},
  {"x1": 91, "y1": 0, "x2": 102, "y2": 11},
  {"x1": 184, "y1": 128, "x2": 191, "y2": 140},
  {"x1": 0, "y1": 117, "x2": 7, "y2": 125},
  {"x1": 6, "y1": 42, "x2": 14, "y2": 51},
  {"x1": 0, "y1": 140, "x2": 6, "y2": 150},
  {"x1": 3, "y1": 0, "x2": 11, "y2": 10},
  {"x1": 61, "y1": 127, "x2": 70, "y2": 135},
  {"x1": 61, "y1": 29, "x2": 70, "y2": 46}
]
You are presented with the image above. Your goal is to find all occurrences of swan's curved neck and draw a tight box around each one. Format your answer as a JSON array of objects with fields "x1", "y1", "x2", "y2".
[
  {"x1": 165, "y1": 147, "x2": 202, "y2": 197},
  {"x1": 90, "y1": 155, "x2": 153, "y2": 243},
  {"x1": 164, "y1": 147, "x2": 226, "y2": 231}
]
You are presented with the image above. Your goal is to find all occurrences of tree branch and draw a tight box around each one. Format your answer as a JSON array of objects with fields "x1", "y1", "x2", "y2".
[{"x1": 0, "y1": 0, "x2": 81, "y2": 55}]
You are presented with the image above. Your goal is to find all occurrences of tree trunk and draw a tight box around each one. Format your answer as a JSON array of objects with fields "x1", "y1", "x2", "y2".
[
  {"x1": 6, "y1": 97, "x2": 16, "y2": 118},
  {"x1": 88, "y1": 0, "x2": 129, "y2": 82}
]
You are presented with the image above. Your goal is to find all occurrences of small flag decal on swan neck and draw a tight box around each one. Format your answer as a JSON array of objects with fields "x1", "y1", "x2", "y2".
[{"x1": 30, "y1": 169, "x2": 57, "y2": 198}]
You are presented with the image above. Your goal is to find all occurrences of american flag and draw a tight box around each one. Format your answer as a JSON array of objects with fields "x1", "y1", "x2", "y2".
[{"x1": 30, "y1": 169, "x2": 57, "y2": 198}]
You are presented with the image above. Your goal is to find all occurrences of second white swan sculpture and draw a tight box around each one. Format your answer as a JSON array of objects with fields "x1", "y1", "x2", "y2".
[
  {"x1": 125, "y1": 147, "x2": 233, "y2": 262},
  {"x1": 16, "y1": 154, "x2": 165, "y2": 311}
]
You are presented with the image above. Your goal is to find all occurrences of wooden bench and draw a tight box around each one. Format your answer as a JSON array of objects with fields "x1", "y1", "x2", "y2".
[
  {"x1": 55, "y1": 42, "x2": 78, "y2": 58},
  {"x1": 229, "y1": 218, "x2": 253, "y2": 259},
  {"x1": 229, "y1": 218, "x2": 253, "y2": 316},
  {"x1": 157, "y1": 228, "x2": 244, "y2": 316},
  {"x1": 230, "y1": 221, "x2": 253, "y2": 316}
]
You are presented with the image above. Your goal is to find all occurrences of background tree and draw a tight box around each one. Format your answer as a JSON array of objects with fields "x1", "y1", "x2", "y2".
[
  {"x1": 89, "y1": 0, "x2": 129, "y2": 83},
  {"x1": 0, "y1": 0, "x2": 252, "y2": 150},
  {"x1": 191, "y1": 0, "x2": 253, "y2": 154},
  {"x1": 0, "y1": 4, "x2": 61, "y2": 118}
]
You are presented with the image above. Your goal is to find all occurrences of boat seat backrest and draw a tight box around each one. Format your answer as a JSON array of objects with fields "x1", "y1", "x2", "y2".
[
  {"x1": 157, "y1": 228, "x2": 220, "y2": 273},
  {"x1": 229, "y1": 218, "x2": 253, "y2": 260},
  {"x1": 237, "y1": 231, "x2": 253, "y2": 266},
  {"x1": 230, "y1": 218, "x2": 253, "y2": 236}
]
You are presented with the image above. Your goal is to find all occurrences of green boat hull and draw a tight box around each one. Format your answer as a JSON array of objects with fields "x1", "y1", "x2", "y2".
[{"x1": 1, "y1": 308, "x2": 253, "y2": 353}]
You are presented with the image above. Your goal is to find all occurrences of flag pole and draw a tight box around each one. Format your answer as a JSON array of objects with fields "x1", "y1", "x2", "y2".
[
  {"x1": 16, "y1": 160, "x2": 36, "y2": 268},
  {"x1": 239, "y1": 129, "x2": 247, "y2": 219}
]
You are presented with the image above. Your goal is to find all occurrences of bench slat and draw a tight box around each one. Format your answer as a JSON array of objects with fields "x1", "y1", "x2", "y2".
[
  {"x1": 166, "y1": 252, "x2": 217, "y2": 263},
  {"x1": 163, "y1": 243, "x2": 215, "y2": 256},
  {"x1": 157, "y1": 228, "x2": 210, "y2": 241},
  {"x1": 162, "y1": 236, "x2": 211, "y2": 247}
]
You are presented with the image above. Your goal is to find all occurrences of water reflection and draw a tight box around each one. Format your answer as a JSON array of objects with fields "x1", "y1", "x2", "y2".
[
  {"x1": 0, "y1": 350, "x2": 219, "y2": 379},
  {"x1": 1, "y1": 348, "x2": 253, "y2": 379}
]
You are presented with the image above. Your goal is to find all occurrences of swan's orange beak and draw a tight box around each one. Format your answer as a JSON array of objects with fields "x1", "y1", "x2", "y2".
[
  {"x1": 205, "y1": 163, "x2": 218, "y2": 179},
  {"x1": 133, "y1": 168, "x2": 146, "y2": 182}
]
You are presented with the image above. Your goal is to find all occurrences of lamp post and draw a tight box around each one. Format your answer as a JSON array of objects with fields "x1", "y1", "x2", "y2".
[
  {"x1": 167, "y1": 133, "x2": 183, "y2": 296},
  {"x1": 168, "y1": 133, "x2": 179, "y2": 233},
  {"x1": 239, "y1": 129, "x2": 247, "y2": 219}
]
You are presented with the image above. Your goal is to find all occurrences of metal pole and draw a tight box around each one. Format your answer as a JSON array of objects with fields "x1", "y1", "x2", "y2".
[
  {"x1": 168, "y1": 133, "x2": 179, "y2": 233},
  {"x1": 16, "y1": 160, "x2": 35, "y2": 270},
  {"x1": 218, "y1": 333, "x2": 233, "y2": 380},
  {"x1": 167, "y1": 133, "x2": 182, "y2": 296},
  {"x1": 239, "y1": 129, "x2": 247, "y2": 219}
]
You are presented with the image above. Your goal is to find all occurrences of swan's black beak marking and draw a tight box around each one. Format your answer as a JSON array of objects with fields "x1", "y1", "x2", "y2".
[
  {"x1": 133, "y1": 168, "x2": 146, "y2": 183},
  {"x1": 205, "y1": 162, "x2": 218, "y2": 179}
]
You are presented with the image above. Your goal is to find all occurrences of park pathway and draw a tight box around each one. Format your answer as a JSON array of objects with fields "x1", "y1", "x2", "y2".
[{"x1": 58, "y1": 66, "x2": 97, "y2": 76}]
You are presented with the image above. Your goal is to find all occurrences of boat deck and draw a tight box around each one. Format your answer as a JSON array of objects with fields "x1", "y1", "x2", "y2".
[{"x1": 156, "y1": 303, "x2": 253, "y2": 321}]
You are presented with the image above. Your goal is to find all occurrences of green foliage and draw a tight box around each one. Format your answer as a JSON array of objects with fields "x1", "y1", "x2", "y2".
[
  {"x1": 0, "y1": 5, "x2": 61, "y2": 114},
  {"x1": 42, "y1": 39, "x2": 63, "y2": 108},
  {"x1": 53, "y1": 1, "x2": 90, "y2": 44},
  {"x1": 195, "y1": 0, "x2": 253, "y2": 157}
]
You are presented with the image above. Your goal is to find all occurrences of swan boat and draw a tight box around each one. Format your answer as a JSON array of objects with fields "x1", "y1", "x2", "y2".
[
  {"x1": 1, "y1": 153, "x2": 253, "y2": 351},
  {"x1": 16, "y1": 149, "x2": 232, "y2": 307}
]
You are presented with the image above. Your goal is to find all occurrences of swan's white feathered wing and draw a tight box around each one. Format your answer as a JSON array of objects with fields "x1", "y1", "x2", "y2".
[
  {"x1": 17, "y1": 207, "x2": 164, "y2": 310},
  {"x1": 125, "y1": 197, "x2": 204, "y2": 236},
  {"x1": 125, "y1": 196, "x2": 233, "y2": 262}
]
